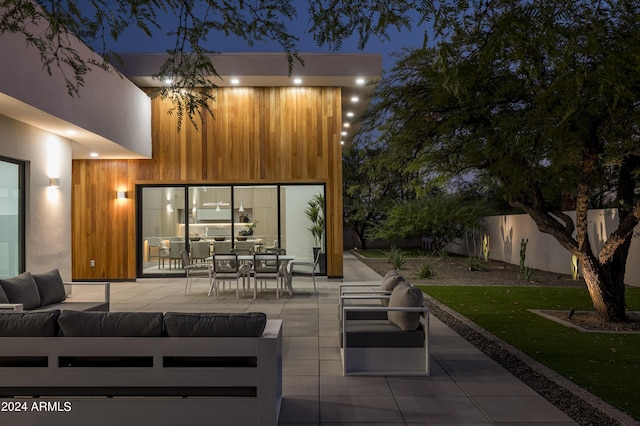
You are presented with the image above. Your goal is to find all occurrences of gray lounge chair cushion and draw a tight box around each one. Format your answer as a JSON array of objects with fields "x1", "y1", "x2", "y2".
[
  {"x1": 379, "y1": 273, "x2": 406, "y2": 306},
  {"x1": 163, "y1": 312, "x2": 267, "y2": 337},
  {"x1": 32, "y1": 269, "x2": 67, "y2": 306},
  {"x1": 58, "y1": 311, "x2": 163, "y2": 336},
  {"x1": 0, "y1": 310, "x2": 61, "y2": 337},
  {"x1": 387, "y1": 282, "x2": 424, "y2": 331},
  {"x1": 383, "y1": 269, "x2": 402, "y2": 278},
  {"x1": 0, "y1": 272, "x2": 41, "y2": 310}
]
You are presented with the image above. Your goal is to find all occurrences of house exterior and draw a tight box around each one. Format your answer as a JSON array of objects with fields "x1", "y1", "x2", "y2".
[{"x1": 0, "y1": 30, "x2": 382, "y2": 280}]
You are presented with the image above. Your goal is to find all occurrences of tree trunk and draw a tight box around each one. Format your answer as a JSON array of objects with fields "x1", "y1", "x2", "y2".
[{"x1": 579, "y1": 252, "x2": 627, "y2": 322}]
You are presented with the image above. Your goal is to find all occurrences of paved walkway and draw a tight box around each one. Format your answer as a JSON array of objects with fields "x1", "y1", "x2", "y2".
[{"x1": 76, "y1": 252, "x2": 577, "y2": 425}]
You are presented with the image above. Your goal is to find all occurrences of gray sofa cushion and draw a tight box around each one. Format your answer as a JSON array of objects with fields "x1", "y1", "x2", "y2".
[
  {"x1": 387, "y1": 282, "x2": 424, "y2": 331},
  {"x1": 163, "y1": 312, "x2": 267, "y2": 337},
  {"x1": 58, "y1": 311, "x2": 164, "y2": 337},
  {"x1": 0, "y1": 283, "x2": 8, "y2": 303},
  {"x1": 0, "y1": 272, "x2": 41, "y2": 310},
  {"x1": 379, "y1": 273, "x2": 406, "y2": 306},
  {"x1": 32, "y1": 269, "x2": 67, "y2": 306},
  {"x1": 0, "y1": 310, "x2": 61, "y2": 337}
]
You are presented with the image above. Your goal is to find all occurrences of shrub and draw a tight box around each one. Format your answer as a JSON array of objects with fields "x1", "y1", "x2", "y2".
[
  {"x1": 467, "y1": 256, "x2": 483, "y2": 271},
  {"x1": 384, "y1": 245, "x2": 406, "y2": 269},
  {"x1": 415, "y1": 259, "x2": 438, "y2": 279}
]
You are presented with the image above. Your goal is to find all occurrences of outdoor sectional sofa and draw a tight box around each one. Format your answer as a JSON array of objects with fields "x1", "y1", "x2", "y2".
[
  {"x1": 339, "y1": 271, "x2": 430, "y2": 376},
  {"x1": 0, "y1": 310, "x2": 282, "y2": 426},
  {"x1": 0, "y1": 270, "x2": 110, "y2": 312}
]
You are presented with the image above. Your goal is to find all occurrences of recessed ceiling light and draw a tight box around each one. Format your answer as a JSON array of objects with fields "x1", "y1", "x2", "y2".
[
  {"x1": 90, "y1": 152, "x2": 99, "y2": 158},
  {"x1": 340, "y1": 140, "x2": 345, "y2": 145},
  {"x1": 343, "y1": 122, "x2": 350, "y2": 128},
  {"x1": 341, "y1": 131, "x2": 347, "y2": 136},
  {"x1": 293, "y1": 78, "x2": 302, "y2": 85},
  {"x1": 346, "y1": 112, "x2": 354, "y2": 118},
  {"x1": 163, "y1": 78, "x2": 173, "y2": 85},
  {"x1": 230, "y1": 78, "x2": 240, "y2": 85},
  {"x1": 351, "y1": 96, "x2": 359, "y2": 103},
  {"x1": 356, "y1": 78, "x2": 365, "y2": 85}
]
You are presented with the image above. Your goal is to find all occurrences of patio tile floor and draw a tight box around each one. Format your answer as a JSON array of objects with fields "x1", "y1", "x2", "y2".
[{"x1": 70, "y1": 252, "x2": 577, "y2": 425}]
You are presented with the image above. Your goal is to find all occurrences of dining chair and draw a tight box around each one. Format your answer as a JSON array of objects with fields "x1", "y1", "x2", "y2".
[
  {"x1": 169, "y1": 240, "x2": 185, "y2": 270},
  {"x1": 291, "y1": 248, "x2": 321, "y2": 293},
  {"x1": 210, "y1": 254, "x2": 242, "y2": 299},
  {"x1": 253, "y1": 253, "x2": 285, "y2": 299},
  {"x1": 190, "y1": 240, "x2": 211, "y2": 263},
  {"x1": 181, "y1": 250, "x2": 212, "y2": 295}
]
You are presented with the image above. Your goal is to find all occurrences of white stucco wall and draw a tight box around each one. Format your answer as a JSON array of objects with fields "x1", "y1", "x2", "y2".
[
  {"x1": 447, "y1": 210, "x2": 640, "y2": 287},
  {"x1": 0, "y1": 115, "x2": 72, "y2": 280},
  {"x1": 0, "y1": 31, "x2": 151, "y2": 157}
]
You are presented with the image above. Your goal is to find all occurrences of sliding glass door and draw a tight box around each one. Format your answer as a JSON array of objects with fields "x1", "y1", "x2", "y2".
[
  {"x1": 137, "y1": 184, "x2": 325, "y2": 277},
  {"x1": 0, "y1": 157, "x2": 24, "y2": 278}
]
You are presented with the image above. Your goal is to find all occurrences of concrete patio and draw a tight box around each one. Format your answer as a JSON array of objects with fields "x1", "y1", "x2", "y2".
[{"x1": 73, "y1": 253, "x2": 577, "y2": 425}]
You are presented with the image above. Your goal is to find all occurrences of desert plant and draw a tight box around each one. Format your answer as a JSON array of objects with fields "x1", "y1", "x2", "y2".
[
  {"x1": 384, "y1": 245, "x2": 406, "y2": 269},
  {"x1": 519, "y1": 238, "x2": 529, "y2": 273},
  {"x1": 415, "y1": 258, "x2": 438, "y2": 279},
  {"x1": 522, "y1": 264, "x2": 536, "y2": 281},
  {"x1": 467, "y1": 256, "x2": 482, "y2": 271}
]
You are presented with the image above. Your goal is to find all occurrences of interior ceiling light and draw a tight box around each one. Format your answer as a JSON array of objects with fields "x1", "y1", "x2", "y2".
[
  {"x1": 346, "y1": 112, "x2": 354, "y2": 118},
  {"x1": 343, "y1": 122, "x2": 350, "y2": 128},
  {"x1": 341, "y1": 131, "x2": 347, "y2": 136},
  {"x1": 351, "y1": 96, "x2": 359, "y2": 103},
  {"x1": 90, "y1": 152, "x2": 99, "y2": 158},
  {"x1": 230, "y1": 78, "x2": 240, "y2": 85},
  {"x1": 356, "y1": 78, "x2": 365, "y2": 85},
  {"x1": 293, "y1": 78, "x2": 302, "y2": 85}
]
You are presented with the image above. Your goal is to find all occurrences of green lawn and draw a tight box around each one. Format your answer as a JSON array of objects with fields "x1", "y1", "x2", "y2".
[{"x1": 419, "y1": 285, "x2": 640, "y2": 421}]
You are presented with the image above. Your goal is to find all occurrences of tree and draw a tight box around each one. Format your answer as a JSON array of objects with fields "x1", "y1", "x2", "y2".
[
  {"x1": 354, "y1": 0, "x2": 640, "y2": 322},
  {"x1": 0, "y1": 0, "x2": 436, "y2": 129},
  {"x1": 373, "y1": 192, "x2": 489, "y2": 253},
  {"x1": 342, "y1": 140, "x2": 413, "y2": 249}
]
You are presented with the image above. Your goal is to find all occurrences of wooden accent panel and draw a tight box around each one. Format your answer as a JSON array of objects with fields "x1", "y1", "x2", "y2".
[{"x1": 72, "y1": 87, "x2": 343, "y2": 279}]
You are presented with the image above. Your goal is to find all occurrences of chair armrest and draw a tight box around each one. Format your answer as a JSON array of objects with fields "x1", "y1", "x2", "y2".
[
  {"x1": 343, "y1": 305, "x2": 428, "y2": 313},
  {"x1": 64, "y1": 281, "x2": 110, "y2": 304},
  {"x1": 0, "y1": 303, "x2": 24, "y2": 311}
]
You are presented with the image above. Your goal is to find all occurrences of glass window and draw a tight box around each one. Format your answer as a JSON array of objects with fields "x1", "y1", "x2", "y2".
[
  {"x1": 0, "y1": 158, "x2": 24, "y2": 278},
  {"x1": 137, "y1": 184, "x2": 325, "y2": 277}
]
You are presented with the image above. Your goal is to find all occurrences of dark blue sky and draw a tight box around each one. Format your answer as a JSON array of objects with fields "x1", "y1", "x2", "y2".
[{"x1": 102, "y1": 8, "x2": 428, "y2": 71}]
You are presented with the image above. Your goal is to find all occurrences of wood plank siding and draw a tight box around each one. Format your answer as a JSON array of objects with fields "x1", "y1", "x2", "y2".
[{"x1": 72, "y1": 87, "x2": 344, "y2": 280}]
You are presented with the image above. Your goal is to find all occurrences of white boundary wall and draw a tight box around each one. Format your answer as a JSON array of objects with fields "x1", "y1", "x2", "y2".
[{"x1": 446, "y1": 209, "x2": 640, "y2": 287}]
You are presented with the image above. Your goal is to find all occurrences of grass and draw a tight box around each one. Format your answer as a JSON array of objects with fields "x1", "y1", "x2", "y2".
[{"x1": 419, "y1": 285, "x2": 640, "y2": 420}]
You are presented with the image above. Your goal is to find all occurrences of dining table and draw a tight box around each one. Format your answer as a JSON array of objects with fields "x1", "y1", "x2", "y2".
[{"x1": 206, "y1": 254, "x2": 295, "y2": 297}]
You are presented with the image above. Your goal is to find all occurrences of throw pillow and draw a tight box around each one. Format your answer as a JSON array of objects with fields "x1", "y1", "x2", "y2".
[
  {"x1": 379, "y1": 273, "x2": 406, "y2": 306},
  {"x1": 58, "y1": 311, "x2": 164, "y2": 337},
  {"x1": 0, "y1": 284, "x2": 8, "y2": 304},
  {"x1": 0, "y1": 272, "x2": 42, "y2": 310},
  {"x1": 163, "y1": 312, "x2": 267, "y2": 337},
  {"x1": 32, "y1": 269, "x2": 67, "y2": 306},
  {"x1": 0, "y1": 310, "x2": 61, "y2": 337},
  {"x1": 387, "y1": 282, "x2": 424, "y2": 331}
]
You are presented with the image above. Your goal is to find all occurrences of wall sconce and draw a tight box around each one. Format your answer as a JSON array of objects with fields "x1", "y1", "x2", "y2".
[
  {"x1": 49, "y1": 178, "x2": 60, "y2": 188},
  {"x1": 117, "y1": 191, "x2": 128, "y2": 200}
]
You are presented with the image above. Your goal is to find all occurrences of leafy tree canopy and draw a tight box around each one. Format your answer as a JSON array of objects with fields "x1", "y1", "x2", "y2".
[{"x1": 354, "y1": 0, "x2": 640, "y2": 321}]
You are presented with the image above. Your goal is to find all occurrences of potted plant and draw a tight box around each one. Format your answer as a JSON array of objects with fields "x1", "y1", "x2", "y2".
[{"x1": 305, "y1": 193, "x2": 326, "y2": 274}]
